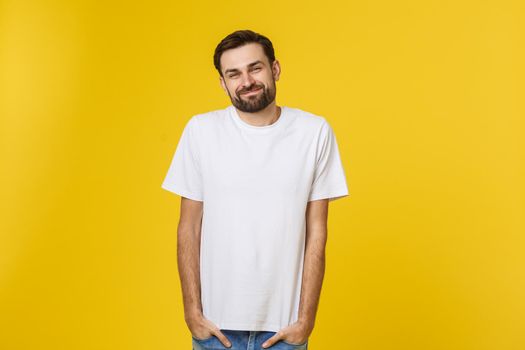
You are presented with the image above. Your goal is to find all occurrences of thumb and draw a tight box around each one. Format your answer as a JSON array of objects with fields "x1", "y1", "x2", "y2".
[
  {"x1": 262, "y1": 331, "x2": 283, "y2": 349},
  {"x1": 213, "y1": 329, "x2": 232, "y2": 348},
  {"x1": 202, "y1": 318, "x2": 232, "y2": 348}
]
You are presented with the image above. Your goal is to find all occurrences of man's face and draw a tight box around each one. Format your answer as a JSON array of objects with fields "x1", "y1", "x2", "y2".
[{"x1": 219, "y1": 43, "x2": 280, "y2": 113}]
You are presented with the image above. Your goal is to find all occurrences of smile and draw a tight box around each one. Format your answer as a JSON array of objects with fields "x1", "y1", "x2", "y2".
[{"x1": 242, "y1": 87, "x2": 263, "y2": 95}]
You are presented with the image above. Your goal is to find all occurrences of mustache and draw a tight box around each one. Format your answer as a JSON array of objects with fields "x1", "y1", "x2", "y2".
[{"x1": 239, "y1": 85, "x2": 264, "y2": 94}]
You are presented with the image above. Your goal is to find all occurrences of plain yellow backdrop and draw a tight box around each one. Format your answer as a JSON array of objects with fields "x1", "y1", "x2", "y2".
[{"x1": 1, "y1": 0, "x2": 524, "y2": 349}]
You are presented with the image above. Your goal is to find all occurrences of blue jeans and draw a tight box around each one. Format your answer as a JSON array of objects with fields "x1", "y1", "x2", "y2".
[{"x1": 192, "y1": 329, "x2": 309, "y2": 350}]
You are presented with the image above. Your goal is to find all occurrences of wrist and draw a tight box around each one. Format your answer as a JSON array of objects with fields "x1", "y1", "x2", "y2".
[
  {"x1": 184, "y1": 309, "x2": 203, "y2": 323},
  {"x1": 297, "y1": 317, "x2": 315, "y2": 333}
]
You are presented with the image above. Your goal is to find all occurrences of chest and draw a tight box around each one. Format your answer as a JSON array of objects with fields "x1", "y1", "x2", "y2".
[{"x1": 200, "y1": 130, "x2": 317, "y2": 197}]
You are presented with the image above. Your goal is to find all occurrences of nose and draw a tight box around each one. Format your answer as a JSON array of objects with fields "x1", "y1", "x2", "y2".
[{"x1": 240, "y1": 72, "x2": 256, "y2": 91}]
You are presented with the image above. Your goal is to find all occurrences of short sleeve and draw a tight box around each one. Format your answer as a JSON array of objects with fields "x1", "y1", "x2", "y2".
[
  {"x1": 308, "y1": 120, "x2": 350, "y2": 202},
  {"x1": 161, "y1": 117, "x2": 203, "y2": 201}
]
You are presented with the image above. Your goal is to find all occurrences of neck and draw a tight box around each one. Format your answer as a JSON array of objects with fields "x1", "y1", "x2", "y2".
[{"x1": 235, "y1": 103, "x2": 281, "y2": 127}]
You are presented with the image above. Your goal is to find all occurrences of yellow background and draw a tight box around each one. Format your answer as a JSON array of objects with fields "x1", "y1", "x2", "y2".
[{"x1": 1, "y1": 0, "x2": 524, "y2": 349}]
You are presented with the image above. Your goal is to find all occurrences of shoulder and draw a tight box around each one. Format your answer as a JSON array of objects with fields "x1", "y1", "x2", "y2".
[
  {"x1": 189, "y1": 106, "x2": 229, "y2": 126},
  {"x1": 182, "y1": 106, "x2": 230, "y2": 136},
  {"x1": 285, "y1": 106, "x2": 326, "y2": 124},
  {"x1": 284, "y1": 106, "x2": 330, "y2": 136}
]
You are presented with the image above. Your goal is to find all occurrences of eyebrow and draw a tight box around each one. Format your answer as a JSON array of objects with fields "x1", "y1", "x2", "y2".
[{"x1": 224, "y1": 60, "x2": 264, "y2": 75}]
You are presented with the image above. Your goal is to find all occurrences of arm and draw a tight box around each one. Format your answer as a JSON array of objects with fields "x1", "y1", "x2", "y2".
[
  {"x1": 177, "y1": 196, "x2": 204, "y2": 322},
  {"x1": 298, "y1": 198, "x2": 329, "y2": 334}
]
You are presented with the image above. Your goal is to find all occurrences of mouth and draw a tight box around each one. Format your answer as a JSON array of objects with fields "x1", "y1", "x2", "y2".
[{"x1": 241, "y1": 87, "x2": 263, "y2": 96}]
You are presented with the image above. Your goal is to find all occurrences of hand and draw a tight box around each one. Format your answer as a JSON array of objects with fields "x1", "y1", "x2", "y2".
[
  {"x1": 261, "y1": 320, "x2": 312, "y2": 348},
  {"x1": 186, "y1": 313, "x2": 232, "y2": 348}
]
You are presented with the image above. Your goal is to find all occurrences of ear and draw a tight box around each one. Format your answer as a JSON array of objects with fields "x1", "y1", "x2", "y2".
[
  {"x1": 219, "y1": 76, "x2": 227, "y2": 93},
  {"x1": 272, "y1": 60, "x2": 281, "y2": 82}
]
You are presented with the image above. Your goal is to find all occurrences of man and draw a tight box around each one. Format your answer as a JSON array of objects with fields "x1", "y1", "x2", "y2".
[{"x1": 161, "y1": 29, "x2": 349, "y2": 350}]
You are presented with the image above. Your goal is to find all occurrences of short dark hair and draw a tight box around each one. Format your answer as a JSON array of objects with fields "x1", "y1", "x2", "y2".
[{"x1": 213, "y1": 29, "x2": 276, "y2": 77}]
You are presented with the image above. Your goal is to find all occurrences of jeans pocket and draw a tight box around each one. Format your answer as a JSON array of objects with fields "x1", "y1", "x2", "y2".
[
  {"x1": 191, "y1": 334, "x2": 215, "y2": 342},
  {"x1": 281, "y1": 339, "x2": 308, "y2": 348}
]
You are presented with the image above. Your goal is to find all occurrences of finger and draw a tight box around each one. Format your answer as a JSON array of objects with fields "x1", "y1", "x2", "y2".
[
  {"x1": 204, "y1": 319, "x2": 232, "y2": 348},
  {"x1": 262, "y1": 332, "x2": 283, "y2": 348},
  {"x1": 214, "y1": 330, "x2": 232, "y2": 348}
]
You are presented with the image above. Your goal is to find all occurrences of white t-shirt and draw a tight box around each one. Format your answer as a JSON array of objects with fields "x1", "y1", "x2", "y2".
[{"x1": 161, "y1": 104, "x2": 349, "y2": 332}]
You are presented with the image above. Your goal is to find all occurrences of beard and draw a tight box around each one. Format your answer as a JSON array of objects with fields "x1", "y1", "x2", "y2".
[{"x1": 229, "y1": 78, "x2": 277, "y2": 113}]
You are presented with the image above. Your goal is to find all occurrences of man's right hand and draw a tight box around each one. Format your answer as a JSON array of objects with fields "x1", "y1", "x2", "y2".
[{"x1": 186, "y1": 313, "x2": 232, "y2": 348}]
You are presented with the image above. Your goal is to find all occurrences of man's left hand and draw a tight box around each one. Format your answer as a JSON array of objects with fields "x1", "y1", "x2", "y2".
[{"x1": 261, "y1": 320, "x2": 312, "y2": 348}]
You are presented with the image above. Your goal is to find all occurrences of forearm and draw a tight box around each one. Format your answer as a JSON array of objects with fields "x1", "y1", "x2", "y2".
[
  {"x1": 177, "y1": 221, "x2": 203, "y2": 322},
  {"x1": 297, "y1": 227, "x2": 326, "y2": 331}
]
